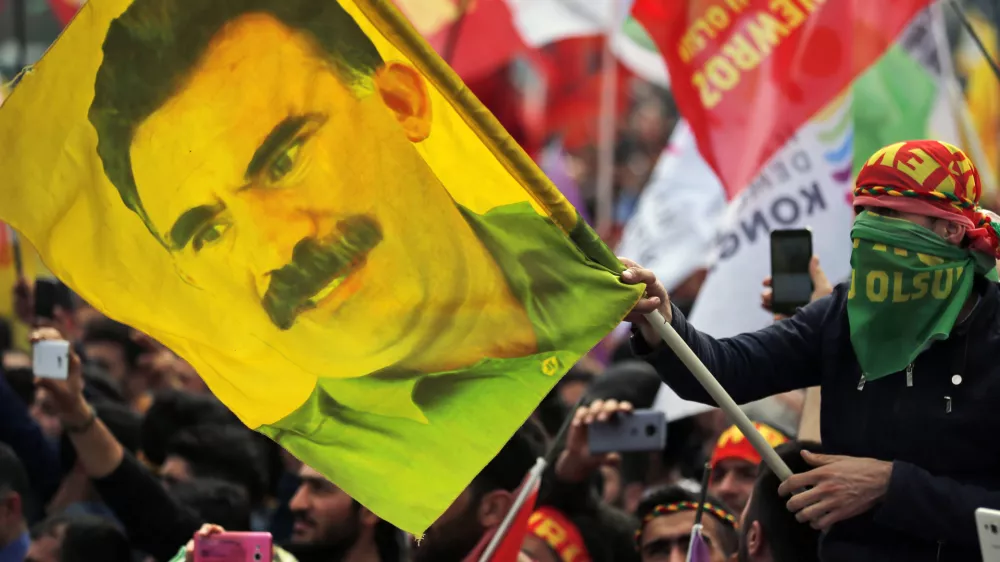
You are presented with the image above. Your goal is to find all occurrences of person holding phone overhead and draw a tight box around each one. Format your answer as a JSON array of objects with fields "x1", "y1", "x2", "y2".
[{"x1": 621, "y1": 140, "x2": 1000, "y2": 562}]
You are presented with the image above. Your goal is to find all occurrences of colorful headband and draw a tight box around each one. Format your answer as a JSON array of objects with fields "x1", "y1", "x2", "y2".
[
  {"x1": 635, "y1": 502, "x2": 739, "y2": 548},
  {"x1": 527, "y1": 507, "x2": 592, "y2": 562}
]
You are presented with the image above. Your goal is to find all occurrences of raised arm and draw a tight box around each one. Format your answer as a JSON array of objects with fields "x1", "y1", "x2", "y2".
[{"x1": 620, "y1": 258, "x2": 834, "y2": 405}]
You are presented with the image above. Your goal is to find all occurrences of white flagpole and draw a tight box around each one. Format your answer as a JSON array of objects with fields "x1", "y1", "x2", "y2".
[
  {"x1": 477, "y1": 457, "x2": 546, "y2": 562},
  {"x1": 643, "y1": 311, "x2": 794, "y2": 480},
  {"x1": 595, "y1": 0, "x2": 619, "y2": 235}
]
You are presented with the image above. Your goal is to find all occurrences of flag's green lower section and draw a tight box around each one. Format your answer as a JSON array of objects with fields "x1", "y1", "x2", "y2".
[
  {"x1": 257, "y1": 201, "x2": 642, "y2": 534},
  {"x1": 258, "y1": 350, "x2": 576, "y2": 534}
]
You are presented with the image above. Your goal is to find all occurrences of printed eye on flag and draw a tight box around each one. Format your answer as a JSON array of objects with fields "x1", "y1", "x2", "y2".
[
  {"x1": 632, "y1": 0, "x2": 932, "y2": 198},
  {"x1": 0, "y1": 0, "x2": 640, "y2": 535}
]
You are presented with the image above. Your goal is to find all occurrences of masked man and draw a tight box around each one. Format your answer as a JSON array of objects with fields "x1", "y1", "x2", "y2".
[{"x1": 623, "y1": 140, "x2": 1000, "y2": 562}]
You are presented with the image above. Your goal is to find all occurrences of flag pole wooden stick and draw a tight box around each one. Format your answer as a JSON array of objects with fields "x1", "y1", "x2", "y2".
[
  {"x1": 594, "y1": 0, "x2": 619, "y2": 236},
  {"x1": 643, "y1": 311, "x2": 794, "y2": 481},
  {"x1": 477, "y1": 457, "x2": 546, "y2": 562}
]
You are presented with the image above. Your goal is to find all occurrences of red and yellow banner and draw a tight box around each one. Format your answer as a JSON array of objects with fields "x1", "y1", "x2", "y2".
[{"x1": 633, "y1": 0, "x2": 931, "y2": 198}]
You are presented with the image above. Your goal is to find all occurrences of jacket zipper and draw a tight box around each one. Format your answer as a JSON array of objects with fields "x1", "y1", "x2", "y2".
[{"x1": 906, "y1": 363, "x2": 914, "y2": 387}]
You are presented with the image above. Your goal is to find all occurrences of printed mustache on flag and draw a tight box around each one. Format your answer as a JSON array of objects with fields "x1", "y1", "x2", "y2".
[{"x1": 262, "y1": 215, "x2": 382, "y2": 330}]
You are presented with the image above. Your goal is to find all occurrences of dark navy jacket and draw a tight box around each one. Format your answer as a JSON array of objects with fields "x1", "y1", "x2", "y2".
[{"x1": 633, "y1": 278, "x2": 1000, "y2": 562}]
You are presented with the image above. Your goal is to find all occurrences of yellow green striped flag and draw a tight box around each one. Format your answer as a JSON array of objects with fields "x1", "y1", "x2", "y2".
[{"x1": 0, "y1": 0, "x2": 640, "y2": 533}]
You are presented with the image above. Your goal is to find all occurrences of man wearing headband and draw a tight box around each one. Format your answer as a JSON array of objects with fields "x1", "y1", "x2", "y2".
[
  {"x1": 622, "y1": 140, "x2": 1000, "y2": 561},
  {"x1": 634, "y1": 485, "x2": 739, "y2": 562},
  {"x1": 708, "y1": 423, "x2": 789, "y2": 514}
]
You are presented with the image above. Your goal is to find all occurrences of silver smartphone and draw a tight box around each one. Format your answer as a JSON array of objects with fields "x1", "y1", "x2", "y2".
[
  {"x1": 978, "y1": 508, "x2": 1000, "y2": 562},
  {"x1": 587, "y1": 409, "x2": 666, "y2": 455},
  {"x1": 33, "y1": 340, "x2": 70, "y2": 380}
]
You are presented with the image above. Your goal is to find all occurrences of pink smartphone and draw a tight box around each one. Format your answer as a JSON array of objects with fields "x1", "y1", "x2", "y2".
[{"x1": 194, "y1": 532, "x2": 273, "y2": 562}]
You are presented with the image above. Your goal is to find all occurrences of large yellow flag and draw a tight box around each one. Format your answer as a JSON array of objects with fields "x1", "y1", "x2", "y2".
[{"x1": 0, "y1": 0, "x2": 640, "y2": 533}]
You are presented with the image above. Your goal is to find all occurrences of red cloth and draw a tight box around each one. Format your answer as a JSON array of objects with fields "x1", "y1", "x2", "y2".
[
  {"x1": 526, "y1": 37, "x2": 632, "y2": 150},
  {"x1": 526, "y1": 507, "x2": 592, "y2": 562},
  {"x1": 854, "y1": 140, "x2": 1000, "y2": 258},
  {"x1": 47, "y1": 0, "x2": 82, "y2": 26},
  {"x1": 633, "y1": 0, "x2": 932, "y2": 198},
  {"x1": 709, "y1": 422, "x2": 788, "y2": 469},
  {"x1": 462, "y1": 478, "x2": 539, "y2": 562},
  {"x1": 425, "y1": 0, "x2": 526, "y2": 83}
]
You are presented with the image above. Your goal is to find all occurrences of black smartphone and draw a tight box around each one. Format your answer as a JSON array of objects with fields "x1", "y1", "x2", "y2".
[
  {"x1": 34, "y1": 278, "x2": 65, "y2": 321},
  {"x1": 770, "y1": 229, "x2": 813, "y2": 316}
]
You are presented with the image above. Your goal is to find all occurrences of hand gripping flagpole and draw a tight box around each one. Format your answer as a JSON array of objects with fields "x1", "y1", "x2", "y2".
[{"x1": 643, "y1": 311, "x2": 794, "y2": 481}]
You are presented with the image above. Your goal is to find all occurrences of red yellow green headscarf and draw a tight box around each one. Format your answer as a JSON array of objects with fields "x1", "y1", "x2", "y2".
[
  {"x1": 853, "y1": 140, "x2": 1000, "y2": 259},
  {"x1": 527, "y1": 507, "x2": 591, "y2": 562}
]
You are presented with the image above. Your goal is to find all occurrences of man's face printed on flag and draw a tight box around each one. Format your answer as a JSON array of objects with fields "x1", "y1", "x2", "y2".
[{"x1": 88, "y1": 2, "x2": 497, "y2": 377}]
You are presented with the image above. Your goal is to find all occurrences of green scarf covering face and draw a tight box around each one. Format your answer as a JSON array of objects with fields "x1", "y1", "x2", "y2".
[{"x1": 848, "y1": 211, "x2": 997, "y2": 380}]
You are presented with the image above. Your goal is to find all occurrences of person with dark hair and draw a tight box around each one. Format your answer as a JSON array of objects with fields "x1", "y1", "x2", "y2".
[
  {"x1": 285, "y1": 463, "x2": 399, "y2": 562},
  {"x1": 80, "y1": 319, "x2": 149, "y2": 408},
  {"x1": 624, "y1": 140, "x2": 1000, "y2": 560},
  {"x1": 555, "y1": 366, "x2": 595, "y2": 409},
  {"x1": 0, "y1": 443, "x2": 31, "y2": 562},
  {"x1": 635, "y1": 486, "x2": 739, "y2": 562},
  {"x1": 160, "y1": 424, "x2": 268, "y2": 506},
  {"x1": 141, "y1": 390, "x2": 239, "y2": 466},
  {"x1": 26, "y1": 514, "x2": 131, "y2": 562},
  {"x1": 412, "y1": 420, "x2": 547, "y2": 562},
  {"x1": 583, "y1": 360, "x2": 664, "y2": 512},
  {"x1": 171, "y1": 477, "x2": 252, "y2": 533},
  {"x1": 738, "y1": 441, "x2": 821, "y2": 562},
  {"x1": 708, "y1": 423, "x2": 789, "y2": 514}
]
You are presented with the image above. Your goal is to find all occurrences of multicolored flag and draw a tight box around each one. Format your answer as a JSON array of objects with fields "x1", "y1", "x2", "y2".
[
  {"x1": 0, "y1": 0, "x2": 640, "y2": 534},
  {"x1": 632, "y1": 0, "x2": 932, "y2": 198}
]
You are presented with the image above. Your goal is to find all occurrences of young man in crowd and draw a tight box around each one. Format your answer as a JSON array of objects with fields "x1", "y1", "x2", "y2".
[
  {"x1": 624, "y1": 140, "x2": 1000, "y2": 560},
  {"x1": 738, "y1": 441, "x2": 822, "y2": 562},
  {"x1": 0, "y1": 443, "x2": 31, "y2": 562},
  {"x1": 286, "y1": 463, "x2": 401, "y2": 562},
  {"x1": 634, "y1": 485, "x2": 739, "y2": 562},
  {"x1": 708, "y1": 423, "x2": 788, "y2": 514},
  {"x1": 411, "y1": 420, "x2": 546, "y2": 562}
]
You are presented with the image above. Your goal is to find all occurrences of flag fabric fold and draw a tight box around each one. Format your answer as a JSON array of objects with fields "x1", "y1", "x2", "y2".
[
  {"x1": 0, "y1": 0, "x2": 640, "y2": 535},
  {"x1": 632, "y1": 0, "x2": 932, "y2": 199}
]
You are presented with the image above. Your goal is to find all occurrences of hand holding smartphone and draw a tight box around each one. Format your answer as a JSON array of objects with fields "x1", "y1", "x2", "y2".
[
  {"x1": 33, "y1": 339, "x2": 70, "y2": 380},
  {"x1": 587, "y1": 408, "x2": 666, "y2": 454},
  {"x1": 770, "y1": 229, "x2": 814, "y2": 317},
  {"x1": 194, "y1": 532, "x2": 273, "y2": 562}
]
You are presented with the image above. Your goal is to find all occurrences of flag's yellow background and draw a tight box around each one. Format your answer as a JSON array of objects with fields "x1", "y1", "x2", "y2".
[
  {"x1": 0, "y1": 0, "x2": 569, "y2": 428},
  {"x1": 0, "y1": 0, "x2": 639, "y2": 534}
]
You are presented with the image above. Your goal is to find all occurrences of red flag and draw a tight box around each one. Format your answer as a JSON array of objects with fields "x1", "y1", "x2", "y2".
[
  {"x1": 47, "y1": 0, "x2": 84, "y2": 27},
  {"x1": 395, "y1": 0, "x2": 526, "y2": 83},
  {"x1": 462, "y1": 479, "x2": 540, "y2": 562},
  {"x1": 632, "y1": 0, "x2": 932, "y2": 198},
  {"x1": 527, "y1": 37, "x2": 632, "y2": 150}
]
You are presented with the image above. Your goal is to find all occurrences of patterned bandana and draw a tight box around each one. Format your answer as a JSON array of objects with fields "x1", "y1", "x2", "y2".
[
  {"x1": 527, "y1": 507, "x2": 592, "y2": 562},
  {"x1": 709, "y1": 423, "x2": 789, "y2": 469},
  {"x1": 635, "y1": 502, "x2": 739, "y2": 548},
  {"x1": 853, "y1": 140, "x2": 1000, "y2": 259}
]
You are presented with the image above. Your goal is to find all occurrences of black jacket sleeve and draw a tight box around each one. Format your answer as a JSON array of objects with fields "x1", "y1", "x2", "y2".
[
  {"x1": 91, "y1": 452, "x2": 202, "y2": 561},
  {"x1": 630, "y1": 294, "x2": 835, "y2": 404},
  {"x1": 874, "y1": 460, "x2": 1000, "y2": 548}
]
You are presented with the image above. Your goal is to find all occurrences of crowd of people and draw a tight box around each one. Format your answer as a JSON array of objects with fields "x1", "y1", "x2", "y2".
[{"x1": 0, "y1": 248, "x2": 829, "y2": 562}]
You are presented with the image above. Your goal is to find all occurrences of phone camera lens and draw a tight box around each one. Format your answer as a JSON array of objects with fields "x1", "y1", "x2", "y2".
[
  {"x1": 254, "y1": 552, "x2": 262, "y2": 561},
  {"x1": 645, "y1": 425, "x2": 656, "y2": 437},
  {"x1": 991, "y1": 524, "x2": 998, "y2": 535}
]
